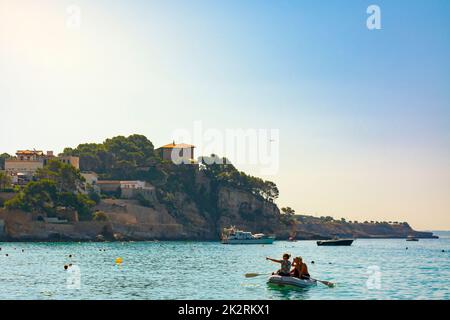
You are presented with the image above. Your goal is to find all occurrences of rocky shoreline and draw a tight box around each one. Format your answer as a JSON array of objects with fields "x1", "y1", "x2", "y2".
[{"x1": 0, "y1": 196, "x2": 438, "y2": 242}]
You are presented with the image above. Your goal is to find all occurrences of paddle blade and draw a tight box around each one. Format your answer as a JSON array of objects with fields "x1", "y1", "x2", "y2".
[
  {"x1": 321, "y1": 280, "x2": 335, "y2": 288},
  {"x1": 245, "y1": 273, "x2": 262, "y2": 278},
  {"x1": 311, "y1": 278, "x2": 336, "y2": 288}
]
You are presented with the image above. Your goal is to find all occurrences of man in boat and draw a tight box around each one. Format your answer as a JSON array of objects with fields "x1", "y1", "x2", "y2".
[
  {"x1": 290, "y1": 256, "x2": 310, "y2": 279},
  {"x1": 266, "y1": 253, "x2": 291, "y2": 276}
]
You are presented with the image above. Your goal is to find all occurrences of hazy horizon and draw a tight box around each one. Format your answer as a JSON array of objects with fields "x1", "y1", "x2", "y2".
[{"x1": 1, "y1": 0, "x2": 449, "y2": 230}]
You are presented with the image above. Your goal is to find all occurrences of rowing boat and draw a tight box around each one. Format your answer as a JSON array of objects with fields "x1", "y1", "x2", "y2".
[{"x1": 267, "y1": 275, "x2": 317, "y2": 288}]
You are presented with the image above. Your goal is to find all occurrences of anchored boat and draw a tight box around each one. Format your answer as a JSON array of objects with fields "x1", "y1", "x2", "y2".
[
  {"x1": 267, "y1": 275, "x2": 317, "y2": 288},
  {"x1": 317, "y1": 239, "x2": 354, "y2": 246},
  {"x1": 221, "y1": 226, "x2": 275, "y2": 244}
]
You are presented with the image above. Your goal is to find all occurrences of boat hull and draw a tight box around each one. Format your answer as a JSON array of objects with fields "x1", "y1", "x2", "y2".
[
  {"x1": 222, "y1": 238, "x2": 275, "y2": 244},
  {"x1": 267, "y1": 275, "x2": 317, "y2": 288},
  {"x1": 317, "y1": 239, "x2": 354, "y2": 246}
]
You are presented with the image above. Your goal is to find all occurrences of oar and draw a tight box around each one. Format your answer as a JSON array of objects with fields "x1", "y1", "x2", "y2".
[
  {"x1": 310, "y1": 277, "x2": 335, "y2": 288},
  {"x1": 245, "y1": 273, "x2": 271, "y2": 278}
]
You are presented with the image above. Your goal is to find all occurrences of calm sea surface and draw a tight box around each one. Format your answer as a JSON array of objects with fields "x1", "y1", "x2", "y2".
[{"x1": 0, "y1": 238, "x2": 449, "y2": 300}]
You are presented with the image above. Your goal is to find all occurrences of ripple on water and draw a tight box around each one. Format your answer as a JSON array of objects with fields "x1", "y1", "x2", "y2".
[{"x1": 0, "y1": 239, "x2": 449, "y2": 299}]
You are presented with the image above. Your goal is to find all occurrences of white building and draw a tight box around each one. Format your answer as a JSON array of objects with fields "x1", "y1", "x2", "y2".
[
  {"x1": 81, "y1": 172, "x2": 98, "y2": 186},
  {"x1": 4, "y1": 150, "x2": 80, "y2": 185},
  {"x1": 96, "y1": 180, "x2": 156, "y2": 201}
]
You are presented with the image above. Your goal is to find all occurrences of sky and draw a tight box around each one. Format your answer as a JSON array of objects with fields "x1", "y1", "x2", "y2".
[{"x1": 1, "y1": 0, "x2": 449, "y2": 230}]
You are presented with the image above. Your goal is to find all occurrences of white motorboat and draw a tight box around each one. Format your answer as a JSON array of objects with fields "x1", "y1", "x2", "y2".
[{"x1": 221, "y1": 227, "x2": 275, "y2": 244}]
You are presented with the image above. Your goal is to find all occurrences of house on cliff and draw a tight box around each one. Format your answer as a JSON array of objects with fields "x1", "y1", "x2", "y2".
[
  {"x1": 4, "y1": 150, "x2": 79, "y2": 185},
  {"x1": 156, "y1": 142, "x2": 196, "y2": 164},
  {"x1": 97, "y1": 180, "x2": 156, "y2": 202}
]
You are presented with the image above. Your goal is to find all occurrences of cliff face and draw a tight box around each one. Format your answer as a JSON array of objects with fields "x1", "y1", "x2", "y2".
[
  {"x1": 216, "y1": 187, "x2": 288, "y2": 237},
  {"x1": 95, "y1": 199, "x2": 186, "y2": 240},
  {"x1": 0, "y1": 209, "x2": 111, "y2": 241},
  {"x1": 0, "y1": 188, "x2": 437, "y2": 241},
  {"x1": 0, "y1": 183, "x2": 286, "y2": 241},
  {"x1": 94, "y1": 187, "x2": 288, "y2": 240}
]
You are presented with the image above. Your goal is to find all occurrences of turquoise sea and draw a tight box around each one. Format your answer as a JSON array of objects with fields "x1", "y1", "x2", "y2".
[{"x1": 0, "y1": 237, "x2": 449, "y2": 300}]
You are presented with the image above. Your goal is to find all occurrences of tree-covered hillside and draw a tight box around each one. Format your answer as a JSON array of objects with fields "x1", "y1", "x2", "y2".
[
  {"x1": 61, "y1": 135, "x2": 279, "y2": 204},
  {"x1": 5, "y1": 160, "x2": 96, "y2": 220}
]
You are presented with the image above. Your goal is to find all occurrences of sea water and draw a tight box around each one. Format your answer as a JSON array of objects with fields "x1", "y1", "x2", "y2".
[{"x1": 0, "y1": 238, "x2": 449, "y2": 300}]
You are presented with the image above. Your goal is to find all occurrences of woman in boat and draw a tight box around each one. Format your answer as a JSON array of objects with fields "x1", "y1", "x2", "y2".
[
  {"x1": 291, "y1": 256, "x2": 310, "y2": 279},
  {"x1": 266, "y1": 253, "x2": 291, "y2": 276}
]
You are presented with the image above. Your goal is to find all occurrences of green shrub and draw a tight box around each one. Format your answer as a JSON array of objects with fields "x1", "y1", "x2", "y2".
[
  {"x1": 92, "y1": 211, "x2": 108, "y2": 221},
  {"x1": 88, "y1": 189, "x2": 101, "y2": 204},
  {"x1": 135, "y1": 193, "x2": 153, "y2": 208}
]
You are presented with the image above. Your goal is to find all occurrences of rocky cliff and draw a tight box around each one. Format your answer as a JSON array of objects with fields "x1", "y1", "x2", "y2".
[
  {"x1": 216, "y1": 187, "x2": 289, "y2": 238},
  {"x1": 0, "y1": 188, "x2": 436, "y2": 241},
  {"x1": 0, "y1": 183, "x2": 289, "y2": 241},
  {"x1": 0, "y1": 209, "x2": 111, "y2": 241}
]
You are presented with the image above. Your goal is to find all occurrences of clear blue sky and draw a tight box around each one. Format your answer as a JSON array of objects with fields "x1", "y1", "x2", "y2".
[{"x1": 1, "y1": 0, "x2": 449, "y2": 229}]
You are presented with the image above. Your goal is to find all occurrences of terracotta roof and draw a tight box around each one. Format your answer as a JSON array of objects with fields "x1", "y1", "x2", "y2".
[
  {"x1": 158, "y1": 143, "x2": 195, "y2": 149},
  {"x1": 97, "y1": 180, "x2": 144, "y2": 184},
  {"x1": 119, "y1": 181, "x2": 144, "y2": 184},
  {"x1": 81, "y1": 171, "x2": 98, "y2": 175},
  {"x1": 96, "y1": 180, "x2": 121, "y2": 184},
  {"x1": 16, "y1": 150, "x2": 44, "y2": 155}
]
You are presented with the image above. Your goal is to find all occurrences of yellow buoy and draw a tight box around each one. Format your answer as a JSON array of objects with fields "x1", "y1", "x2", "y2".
[{"x1": 115, "y1": 257, "x2": 123, "y2": 264}]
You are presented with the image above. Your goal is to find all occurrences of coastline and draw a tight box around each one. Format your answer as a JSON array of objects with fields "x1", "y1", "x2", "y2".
[
  {"x1": 0, "y1": 135, "x2": 441, "y2": 244},
  {"x1": 0, "y1": 218, "x2": 438, "y2": 243},
  {"x1": 0, "y1": 236, "x2": 439, "y2": 243},
  {"x1": 0, "y1": 191, "x2": 439, "y2": 243}
]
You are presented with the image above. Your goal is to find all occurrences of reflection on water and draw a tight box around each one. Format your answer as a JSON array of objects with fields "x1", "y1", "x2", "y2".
[{"x1": 267, "y1": 283, "x2": 312, "y2": 300}]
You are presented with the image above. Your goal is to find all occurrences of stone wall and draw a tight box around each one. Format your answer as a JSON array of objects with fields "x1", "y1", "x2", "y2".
[
  {"x1": 95, "y1": 199, "x2": 188, "y2": 240},
  {"x1": 0, "y1": 219, "x2": 5, "y2": 240},
  {"x1": 121, "y1": 187, "x2": 156, "y2": 202}
]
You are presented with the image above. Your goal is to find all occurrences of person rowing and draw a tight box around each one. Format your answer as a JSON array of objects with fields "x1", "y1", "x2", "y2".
[
  {"x1": 290, "y1": 256, "x2": 310, "y2": 279},
  {"x1": 266, "y1": 253, "x2": 291, "y2": 276},
  {"x1": 248, "y1": 255, "x2": 335, "y2": 287}
]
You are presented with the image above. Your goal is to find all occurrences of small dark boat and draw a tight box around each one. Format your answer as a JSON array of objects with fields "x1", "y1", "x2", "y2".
[{"x1": 317, "y1": 239, "x2": 354, "y2": 246}]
